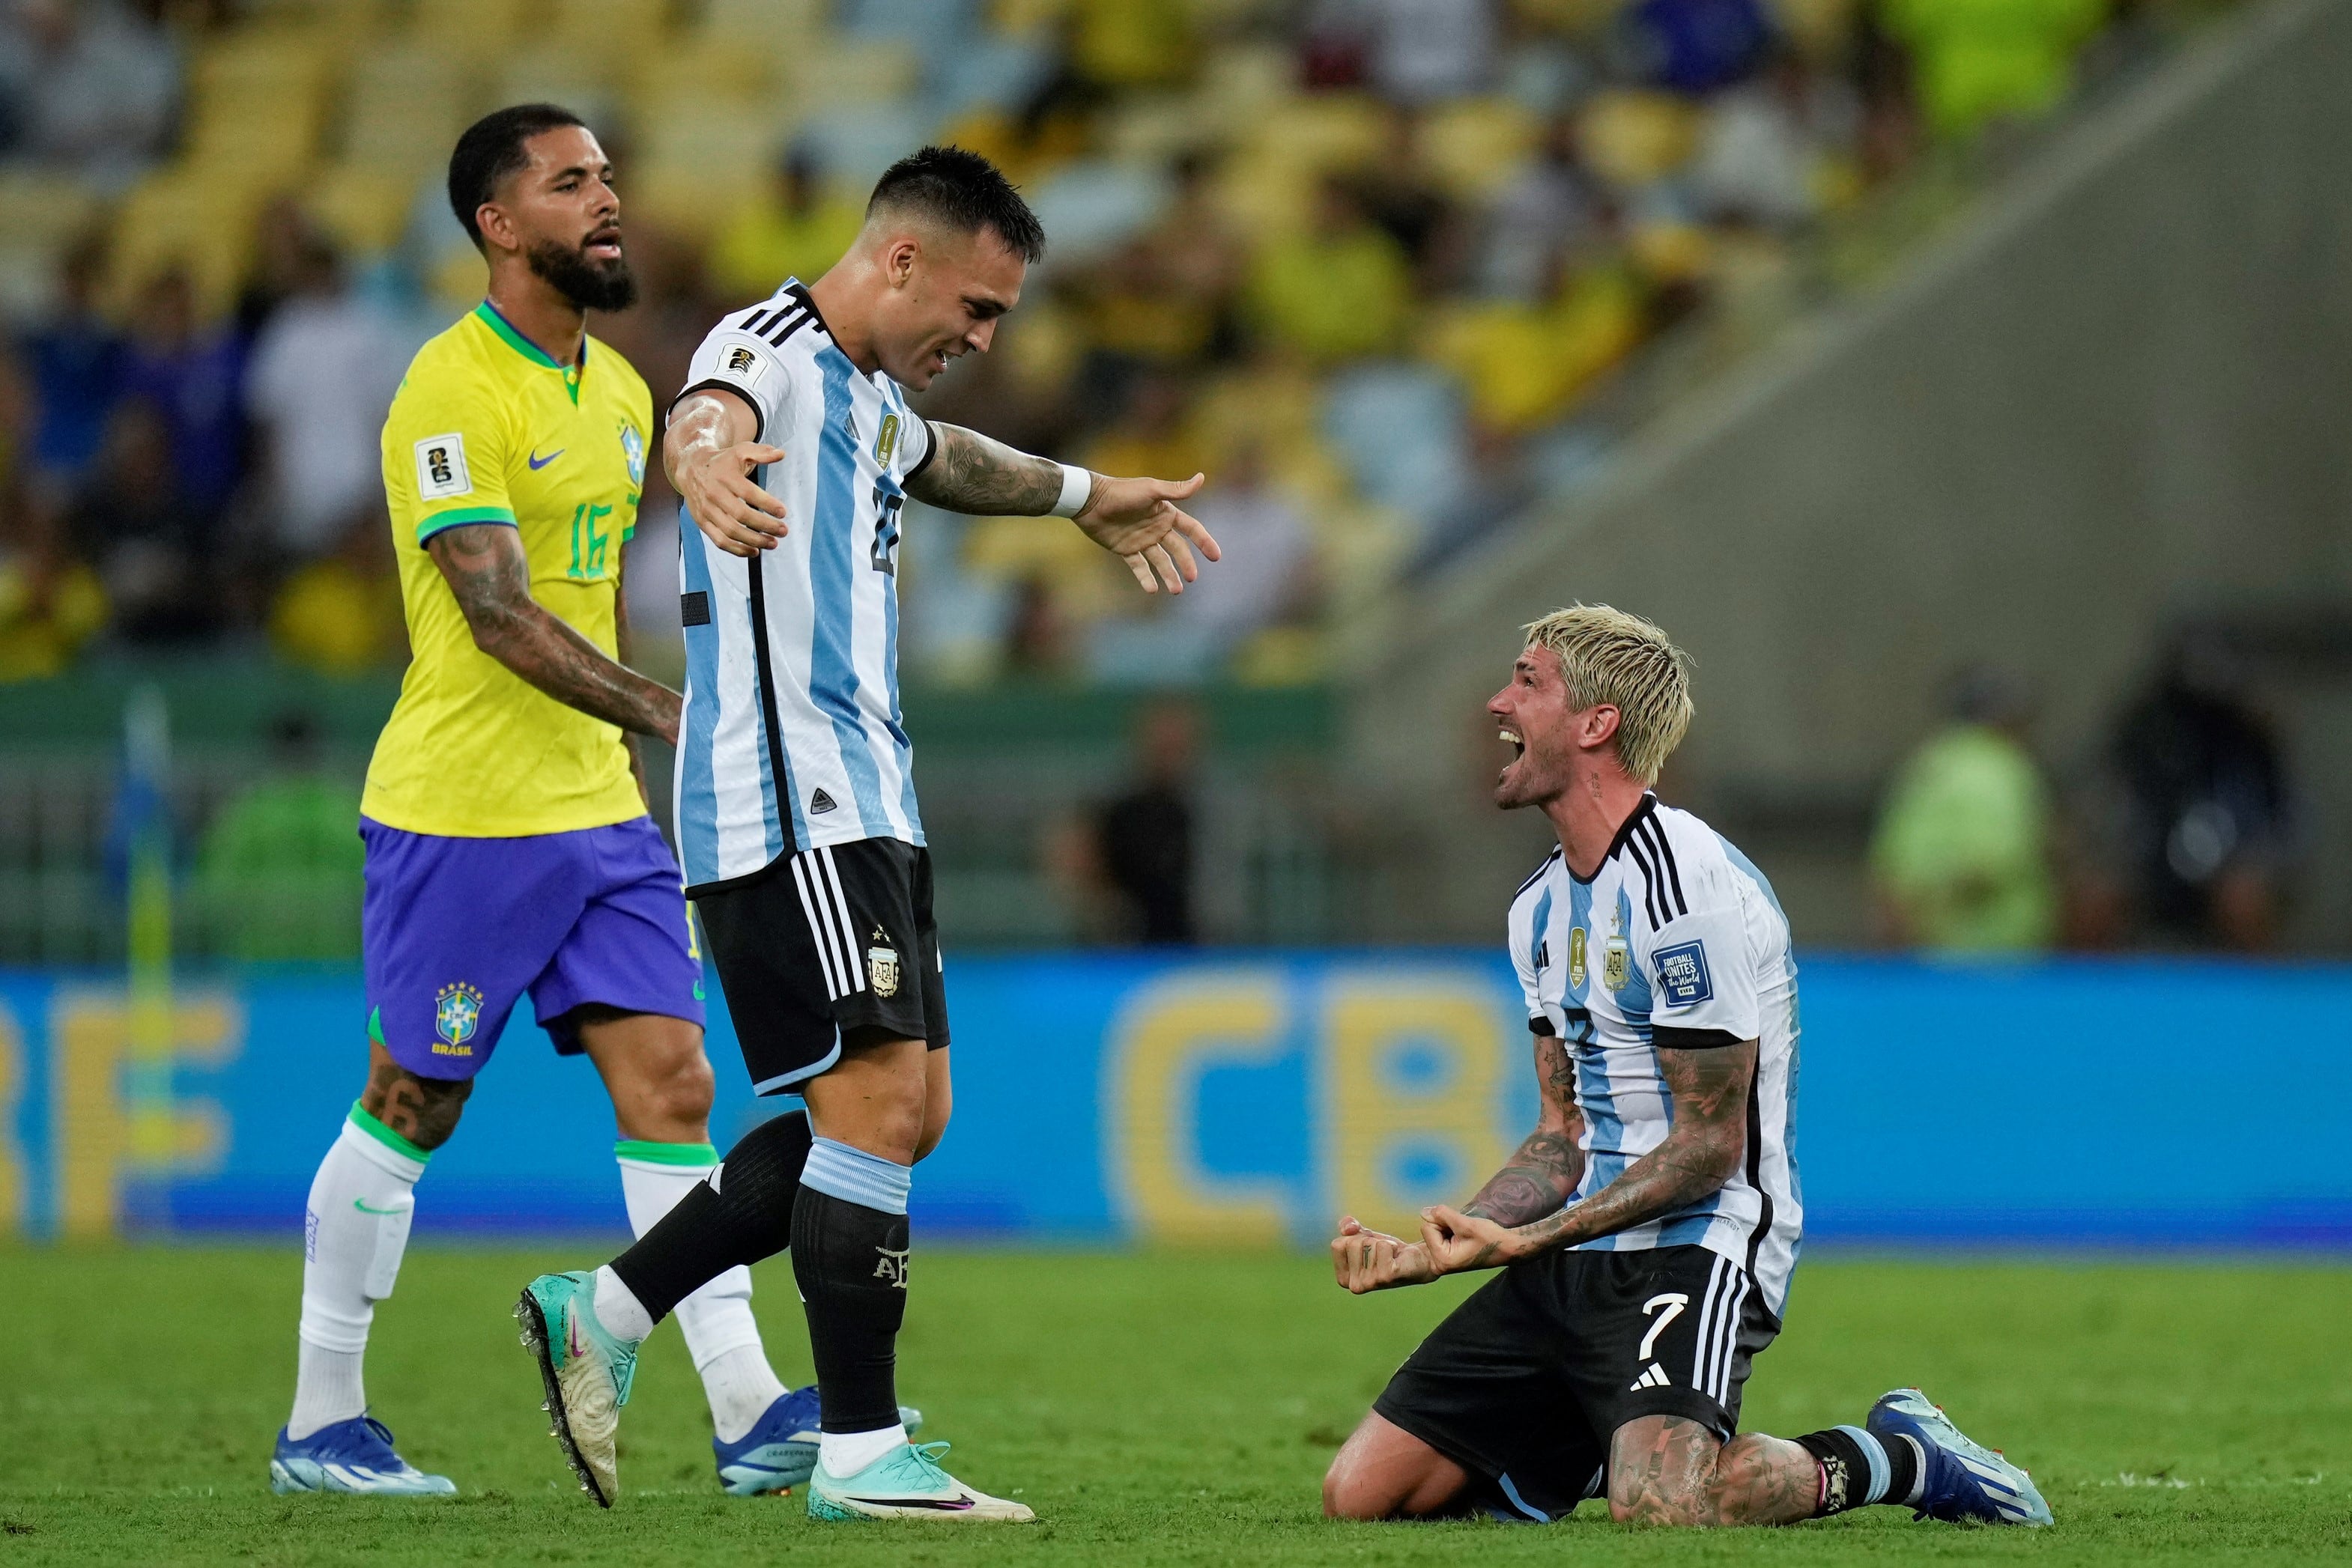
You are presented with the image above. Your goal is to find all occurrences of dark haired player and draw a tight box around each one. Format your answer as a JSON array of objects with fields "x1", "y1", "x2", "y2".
[
  {"x1": 270, "y1": 105, "x2": 858, "y2": 1499},
  {"x1": 517, "y1": 146, "x2": 1219, "y2": 1522}
]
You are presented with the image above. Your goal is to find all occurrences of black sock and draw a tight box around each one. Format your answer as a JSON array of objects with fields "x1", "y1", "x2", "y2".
[
  {"x1": 792, "y1": 1185, "x2": 909, "y2": 1435},
  {"x1": 1795, "y1": 1425, "x2": 1918, "y2": 1515},
  {"x1": 607, "y1": 1108, "x2": 810, "y2": 1322}
]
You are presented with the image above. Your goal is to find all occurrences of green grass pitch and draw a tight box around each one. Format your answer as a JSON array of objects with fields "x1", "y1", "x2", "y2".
[{"x1": 1, "y1": 1246, "x2": 2345, "y2": 1565}]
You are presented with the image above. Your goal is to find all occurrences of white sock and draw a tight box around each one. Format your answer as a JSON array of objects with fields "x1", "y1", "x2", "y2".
[
  {"x1": 288, "y1": 1107, "x2": 424, "y2": 1441},
  {"x1": 615, "y1": 1142, "x2": 784, "y2": 1441},
  {"x1": 592, "y1": 1265, "x2": 655, "y2": 1342},
  {"x1": 819, "y1": 1423, "x2": 907, "y2": 1477}
]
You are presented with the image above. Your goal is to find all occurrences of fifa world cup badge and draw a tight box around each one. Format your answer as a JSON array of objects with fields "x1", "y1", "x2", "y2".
[
  {"x1": 866, "y1": 929, "x2": 901, "y2": 998},
  {"x1": 1602, "y1": 937, "x2": 1631, "y2": 992},
  {"x1": 1567, "y1": 926, "x2": 1588, "y2": 989},
  {"x1": 434, "y1": 982, "x2": 484, "y2": 1051}
]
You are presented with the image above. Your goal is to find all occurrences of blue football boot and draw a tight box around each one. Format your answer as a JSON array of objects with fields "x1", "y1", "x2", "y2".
[
  {"x1": 1867, "y1": 1388, "x2": 2052, "y2": 1526},
  {"x1": 715, "y1": 1385, "x2": 925, "y2": 1496},
  {"x1": 270, "y1": 1414, "x2": 456, "y2": 1495}
]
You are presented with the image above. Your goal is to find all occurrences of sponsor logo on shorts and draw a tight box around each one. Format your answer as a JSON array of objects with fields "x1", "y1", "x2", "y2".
[
  {"x1": 435, "y1": 981, "x2": 484, "y2": 1047},
  {"x1": 1655, "y1": 941, "x2": 1713, "y2": 1006},
  {"x1": 867, "y1": 929, "x2": 900, "y2": 998}
]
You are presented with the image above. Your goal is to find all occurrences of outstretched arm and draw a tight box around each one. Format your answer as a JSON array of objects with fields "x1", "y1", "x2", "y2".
[
  {"x1": 906, "y1": 422, "x2": 1222, "y2": 595},
  {"x1": 426, "y1": 523, "x2": 681, "y2": 746},
  {"x1": 1419, "y1": 1041, "x2": 1754, "y2": 1277},
  {"x1": 1333, "y1": 1031, "x2": 1586, "y2": 1294},
  {"x1": 665, "y1": 386, "x2": 787, "y2": 558}
]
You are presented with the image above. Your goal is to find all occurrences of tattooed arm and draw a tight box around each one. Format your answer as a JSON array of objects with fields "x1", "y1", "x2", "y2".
[
  {"x1": 903, "y1": 422, "x2": 1063, "y2": 514},
  {"x1": 426, "y1": 523, "x2": 682, "y2": 747},
  {"x1": 1333, "y1": 1031, "x2": 1586, "y2": 1294},
  {"x1": 1419, "y1": 1041, "x2": 1756, "y2": 1277},
  {"x1": 1461, "y1": 1030, "x2": 1587, "y2": 1227},
  {"x1": 906, "y1": 422, "x2": 1222, "y2": 596}
]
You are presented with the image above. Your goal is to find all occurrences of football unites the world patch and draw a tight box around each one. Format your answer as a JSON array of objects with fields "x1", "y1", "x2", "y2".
[
  {"x1": 434, "y1": 981, "x2": 485, "y2": 1051},
  {"x1": 1654, "y1": 941, "x2": 1714, "y2": 1006}
]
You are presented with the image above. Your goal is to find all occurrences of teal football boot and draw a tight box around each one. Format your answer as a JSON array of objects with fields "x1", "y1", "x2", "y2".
[{"x1": 515, "y1": 1271, "x2": 640, "y2": 1508}]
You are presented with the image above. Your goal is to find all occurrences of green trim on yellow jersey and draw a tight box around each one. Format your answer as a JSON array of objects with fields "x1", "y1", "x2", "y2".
[
  {"x1": 416, "y1": 505, "x2": 519, "y2": 544},
  {"x1": 473, "y1": 301, "x2": 585, "y2": 406},
  {"x1": 366, "y1": 306, "x2": 652, "y2": 838}
]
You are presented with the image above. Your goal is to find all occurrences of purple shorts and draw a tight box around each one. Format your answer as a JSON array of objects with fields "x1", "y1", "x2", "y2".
[{"x1": 361, "y1": 815, "x2": 706, "y2": 1080}]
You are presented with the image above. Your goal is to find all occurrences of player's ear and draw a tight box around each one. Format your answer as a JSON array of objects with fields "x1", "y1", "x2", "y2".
[
  {"x1": 475, "y1": 202, "x2": 513, "y2": 256},
  {"x1": 1581, "y1": 704, "x2": 1622, "y2": 753},
  {"x1": 884, "y1": 236, "x2": 919, "y2": 288}
]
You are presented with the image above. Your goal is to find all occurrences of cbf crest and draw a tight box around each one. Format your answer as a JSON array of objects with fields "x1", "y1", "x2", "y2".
[
  {"x1": 434, "y1": 981, "x2": 484, "y2": 1050},
  {"x1": 866, "y1": 928, "x2": 901, "y2": 998},
  {"x1": 619, "y1": 423, "x2": 646, "y2": 486}
]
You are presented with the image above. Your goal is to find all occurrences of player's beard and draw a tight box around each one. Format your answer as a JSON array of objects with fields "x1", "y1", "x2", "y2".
[{"x1": 527, "y1": 236, "x2": 638, "y2": 314}]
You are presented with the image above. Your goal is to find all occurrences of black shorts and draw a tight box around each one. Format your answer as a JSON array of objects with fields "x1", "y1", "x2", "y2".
[
  {"x1": 694, "y1": 838, "x2": 948, "y2": 1096},
  {"x1": 1373, "y1": 1246, "x2": 1779, "y2": 1522}
]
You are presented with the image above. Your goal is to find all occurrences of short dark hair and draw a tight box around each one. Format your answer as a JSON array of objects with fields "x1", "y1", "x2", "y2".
[
  {"x1": 867, "y1": 145, "x2": 1046, "y2": 264},
  {"x1": 449, "y1": 103, "x2": 587, "y2": 249}
]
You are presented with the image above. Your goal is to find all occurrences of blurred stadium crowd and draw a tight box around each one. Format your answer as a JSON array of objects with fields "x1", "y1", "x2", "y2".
[{"x1": 0, "y1": 0, "x2": 2225, "y2": 690}]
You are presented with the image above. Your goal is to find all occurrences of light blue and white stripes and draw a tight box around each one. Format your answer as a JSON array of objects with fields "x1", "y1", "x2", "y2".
[{"x1": 671, "y1": 279, "x2": 931, "y2": 893}]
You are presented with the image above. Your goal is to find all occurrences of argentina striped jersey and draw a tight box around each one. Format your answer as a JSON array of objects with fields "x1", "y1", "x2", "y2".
[
  {"x1": 670, "y1": 280, "x2": 935, "y2": 893},
  {"x1": 1507, "y1": 793, "x2": 1804, "y2": 1313}
]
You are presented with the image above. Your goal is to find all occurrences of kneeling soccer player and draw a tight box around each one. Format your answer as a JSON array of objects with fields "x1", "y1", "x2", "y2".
[{"x1": 1321, "y1": 605, "x2": 2051, "y2": 1531}]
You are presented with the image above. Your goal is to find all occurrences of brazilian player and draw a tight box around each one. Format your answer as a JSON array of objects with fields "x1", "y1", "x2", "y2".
[{"x1": 268, "y1": 105, "x2": 896, "y2": 1498}]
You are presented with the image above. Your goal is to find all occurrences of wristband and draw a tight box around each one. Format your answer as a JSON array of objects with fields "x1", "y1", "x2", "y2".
[{"x1": 1049, "y1": 463, "x2": 1094, "y2": 518}]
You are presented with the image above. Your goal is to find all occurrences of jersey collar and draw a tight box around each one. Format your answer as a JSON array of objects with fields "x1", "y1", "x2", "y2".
[
  {"x1": 1567, "y1": 791, "x2": 1660, "y2": 885},
  {"x1": 473, "y1": 301, "x2": 587, "y2": 404}
]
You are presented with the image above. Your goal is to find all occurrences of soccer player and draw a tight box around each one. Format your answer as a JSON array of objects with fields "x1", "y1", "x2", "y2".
[
  {"x1": 270, "y1": 104, "x2": 852, "y2": 1499},
  {"x1": 1320, "y1": 605, "x2": 2052, "y2": 1530},
  {"x1": 514, "y1": 147, "x2": 1219, "y2": 1521}
]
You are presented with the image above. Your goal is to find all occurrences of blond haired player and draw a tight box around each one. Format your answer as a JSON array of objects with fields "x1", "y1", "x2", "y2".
[{"x1": 1321, "y1": 605, "x2": 2051, "y2": 1531}]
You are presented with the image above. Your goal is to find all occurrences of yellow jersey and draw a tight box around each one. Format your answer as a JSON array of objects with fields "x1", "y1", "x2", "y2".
[{"x1": 363, "y1": 303, "x2": 652, "y2": 838}]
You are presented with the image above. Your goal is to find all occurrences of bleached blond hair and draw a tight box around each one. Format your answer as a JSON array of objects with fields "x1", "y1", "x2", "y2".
[{"x1": 1521, "y1": 604, "x2": 1694, "y2": 785}]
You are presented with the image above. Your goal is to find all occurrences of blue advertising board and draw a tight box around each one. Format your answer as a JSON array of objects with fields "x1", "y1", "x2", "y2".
[{"x1": 2, "y1": 955, "x2": 2346, "y2": 1248}]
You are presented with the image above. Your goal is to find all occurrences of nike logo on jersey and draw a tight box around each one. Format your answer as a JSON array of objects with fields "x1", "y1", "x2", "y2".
[{"x1": 528, "y1": 446, "x2": 566, "y2": 470}]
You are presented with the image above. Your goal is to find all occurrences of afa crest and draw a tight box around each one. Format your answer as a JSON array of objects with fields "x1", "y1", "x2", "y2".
[
  {"x1": 434, "y1": 981, "x2": 484, "y2": 1047},
  {"x1": 1602, "y1": 937, "x2": 1631, "y2": 992},
  {"x1": 1567, "y1": 926, "x2": 1588, "y2": 989},
  {"x1": 619, "y1": 423, "x2": 646, "y2": 486},
  {"x1": 866, "y1": 928, "x2": 901, "y2": 998}
]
